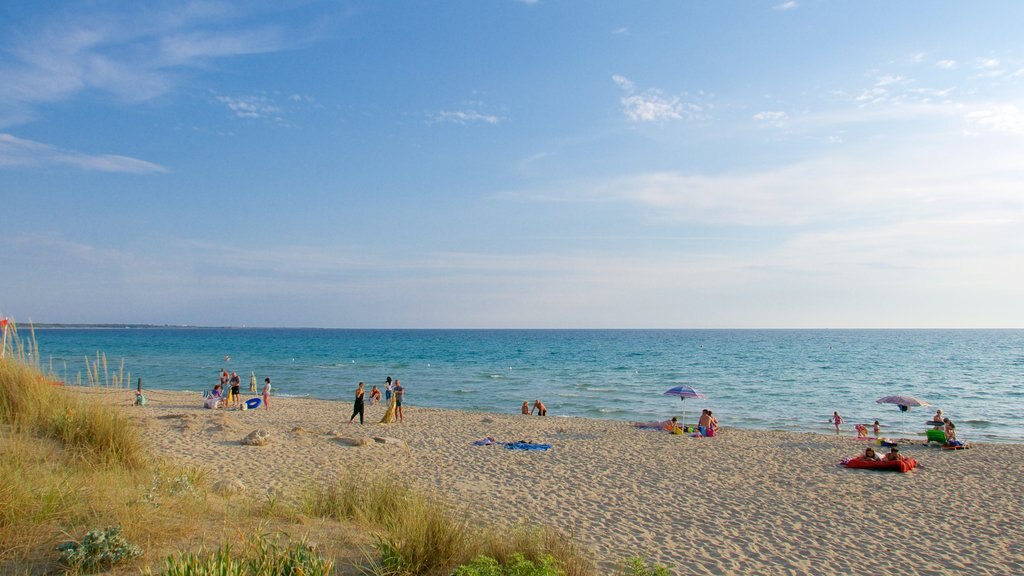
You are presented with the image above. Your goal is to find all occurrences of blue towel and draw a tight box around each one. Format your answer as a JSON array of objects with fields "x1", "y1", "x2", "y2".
[{"x1": 504, "y1": 442, "x2": 552, "y2": 451}]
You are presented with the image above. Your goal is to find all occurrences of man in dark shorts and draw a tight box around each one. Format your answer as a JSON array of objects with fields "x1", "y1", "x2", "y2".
[
  {"x1": 229, "y1": 372, "x2": 241, "y2": 408},
  {"x1": 393, "y1": 379, "x2": 405, "y2": 423}
]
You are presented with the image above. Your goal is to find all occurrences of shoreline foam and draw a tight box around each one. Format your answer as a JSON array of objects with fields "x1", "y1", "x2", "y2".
[{"x1": 75, "y1": 386, "x2": 1024, "y2": 575}]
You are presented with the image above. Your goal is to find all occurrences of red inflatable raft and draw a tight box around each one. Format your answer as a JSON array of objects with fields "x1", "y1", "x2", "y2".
[{"x1": 843, "y1": 456, "x2": 917, "y2": 473}]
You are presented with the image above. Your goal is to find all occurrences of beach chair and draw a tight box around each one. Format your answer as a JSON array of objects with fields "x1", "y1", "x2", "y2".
[{"x1": 925, "y1": 428, "x2": 946, "y2": 446}]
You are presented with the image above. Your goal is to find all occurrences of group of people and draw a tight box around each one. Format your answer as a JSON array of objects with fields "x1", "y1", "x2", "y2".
[
  {"x1": 207, "y1": 369, "x2": 271, "y2": 410},
  {"x1": 349, "y1": 376, "x2": 405, "y2": 424},
  {"x1": 860, "y1": 445, "x2": 906, "y2": 462},
  {"x1": 930, "y1": 409, "x2": 965, "y2": 446},
  {"x1": 521, "y1": 399, "x2": 547, "y2": 416},
  {"x1": 697, "y1": 409, "x2": 719, "y2": 434}
]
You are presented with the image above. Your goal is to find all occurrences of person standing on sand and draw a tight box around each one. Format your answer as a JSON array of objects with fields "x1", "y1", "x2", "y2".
[
  {"x1": 262, "y1": 377, "x2": 272, "y2": 410},
  {"x1": 385, "y1": 377, "x2": 393, "y2": 403},
  {"x1": 531, "y1": 399, "x2": 547, "y2": 416},
  {"x1": 349, "y1": 382, "x2": 366, "y2": 424},
  {"x1": 830, "y1": 411, "x2": 844, "y2": 434},
  {"x1": 229, "y1": 372, "x2": 241, "y2": 408},
  {"x1": 393, "y1": 379, "x2": 405, "y2": 423}
]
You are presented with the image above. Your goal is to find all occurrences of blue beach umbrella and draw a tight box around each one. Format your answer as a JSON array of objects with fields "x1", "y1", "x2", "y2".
[{"x1": 664, "y1": 385, "x2": 706, "y2": 426}]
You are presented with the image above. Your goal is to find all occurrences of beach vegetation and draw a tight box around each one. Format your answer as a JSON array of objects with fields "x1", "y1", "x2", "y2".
[
  {"x1": 452, "y1": 554, "x2": 564, "y2": 576},
  {"x1": 615, "y1": 557, "x2": 670, "y2": 576},
  {"x1": 57, "y1": 525, "x2": 143, "y2": 572},
  {"x1": 150, "y1": 535, "x2": 335, "y2": 576},
  {"x1": 305, "y1": 475, "x2": 595, "y2": 576}
]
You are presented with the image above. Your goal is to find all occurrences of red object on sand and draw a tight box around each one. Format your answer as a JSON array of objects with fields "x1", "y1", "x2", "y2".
[{"x1": 843, "y1": 456, "x2": 918, "y2": 473}]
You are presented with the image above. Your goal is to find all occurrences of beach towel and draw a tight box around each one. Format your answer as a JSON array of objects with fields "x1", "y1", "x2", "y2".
[
  {"x1": 473, "y1": 437, "x2": 499, "y2": 446},
  {"x1": 504, "y1": 441, "x2": 552, "y2": 451}
]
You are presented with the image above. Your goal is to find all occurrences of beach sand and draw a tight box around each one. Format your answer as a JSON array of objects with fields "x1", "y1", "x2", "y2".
[{"x1": 79, "y1": 388, "x2": 1023, "y2": 575}]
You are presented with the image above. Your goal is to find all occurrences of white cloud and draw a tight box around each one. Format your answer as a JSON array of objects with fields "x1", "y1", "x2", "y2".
[
  {"x1": 505, "y1": 134, "x2": 1024, "y2": 229},
  {"x1": 753, "y1": 110, "x2": 788, "y2": 128},
  {"x1": 964, "y1": 104, "x2": 1024, "y2": 135},
  {"x1": 432, "y1": 109, "x2": 501, "y2": 125},
  {"x1": 0, "y1": 4, "x2": 303, "y2": 126},
  {"x1": 612, "y1": 74, "x2": 700, "y2": 123},
  {"x1": 216, "y1": 95, "x2": 282, "y2": 120},
  {"x1": 773, "y1": 1, "x2": 799, "y2": 10},
  {"x1": 935, "y1": 59, "x2": 957, "y2": 69},
  {"x1": 0, "y1": 133, "x2": 168, "y2": 173}
]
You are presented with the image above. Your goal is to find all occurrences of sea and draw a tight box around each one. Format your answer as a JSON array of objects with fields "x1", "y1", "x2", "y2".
[{"x1": 23, "y1": 328, "x2": 1024, "y2": 443}]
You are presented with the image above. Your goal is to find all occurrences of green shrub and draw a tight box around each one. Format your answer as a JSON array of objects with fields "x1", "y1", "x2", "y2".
[
  {"x1": 57, "y1": 525, "x2": 142, "y2": 572},
  {"x1": 616, "y1": 557, "x2": 670, "y2": 576},
  {"x1": 453, "y1": 553, "x2": 564, "y2": 576},
  {"x1": 155, "y1": 538, "x2": 334, "y2": 575}
]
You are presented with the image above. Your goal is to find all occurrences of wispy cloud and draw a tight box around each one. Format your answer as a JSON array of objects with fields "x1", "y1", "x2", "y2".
[
  {"x1": 0, "y1": 133, "x2": 168, "y2": 173},
  {"x1": 431, "y1": 109, "x2": 501, "y2": 125},
  {"x1": 612, "y1": 74, "x2": 701, "y2": 123},
  {"x1": 0, "y1": 3, "x2": 307, "y2": 127},
  {"x1": 216, "y1": 95, "x2": 283, "y2": 120},
  {"x1": 964, "y1": 104, "x2": 1024, "y2": 135},
  {"x1": 935, "y1": 59, "x2": 957, "y2": 69},
  {"x1": 753, "y1": 110, "x2": 788, "y2": 128},
  {"x1": 773, "y1": 1, "x2": 799, "y2": 10}
]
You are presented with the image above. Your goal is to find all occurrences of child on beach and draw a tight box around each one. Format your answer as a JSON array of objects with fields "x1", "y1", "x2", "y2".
[
  {"x1": 370, "y1": 385, "x2": 381, "y2": 405},
  {"x1": 262, "y1": 377, "x2": 271, "y2": 410},
  {"x1": 855, "y1": 424, "x2": 868, "y2": 438},
  {"x1": 830, "y1": 411, "x2": 844, "y2": 434},
  {"x1": 873, "y1": 420, "x2": 881, "y2": 437},
  {"x1": 521, "y1": 401, "x2": 530, "y2": 414}
]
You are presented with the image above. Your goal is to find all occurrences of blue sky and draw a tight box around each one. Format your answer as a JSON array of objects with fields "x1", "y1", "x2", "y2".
[{"x1": 2, "y1": 1, "x2": 1023, "y2": 328}]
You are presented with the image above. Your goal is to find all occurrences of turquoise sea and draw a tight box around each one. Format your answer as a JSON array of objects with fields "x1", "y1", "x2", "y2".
[{"x1": 28, "y1": 328, "x2": 1024, "y2": 443}]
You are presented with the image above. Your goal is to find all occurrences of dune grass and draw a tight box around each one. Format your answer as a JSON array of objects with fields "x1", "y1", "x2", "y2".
[{"x1": 303, "y1": 473, "x2": 597, "y2": 576}]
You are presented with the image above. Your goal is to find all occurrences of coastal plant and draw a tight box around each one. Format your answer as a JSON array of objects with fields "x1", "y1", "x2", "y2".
[
  {"x1": 57, "y1": 525, "x2": 143, "y2": 572},
  {"x1": 452, "y1": 553, "x2": 564, "y2": 576},
  {"x1": 0, "y1": 350, "x2": 143, "y2": 470},
  {"x1": 303, "y1": 473, "x2": 412, "y2": 527},
  {"x1": 153, "y1": 537, "x2": 335, "y2": 576},
  {"x1": 472, "y1": 525, "x2": 593, "y2": 576},
  {"x1": 615, "y1": 557, "x2": 670, "y2": 576},
  {"x1": 371, "y1": 490, "x2": 471, "y2": 576}
]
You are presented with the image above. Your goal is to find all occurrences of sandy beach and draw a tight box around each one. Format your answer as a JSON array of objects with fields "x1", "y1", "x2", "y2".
[{"x1": 77, "y1": 387, "x2": 1023, "y2": 575}]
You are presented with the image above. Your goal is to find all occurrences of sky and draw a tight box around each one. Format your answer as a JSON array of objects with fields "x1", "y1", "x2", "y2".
[{"x1": 2, "y1": 1, "x2": 1023, "y2": 328}]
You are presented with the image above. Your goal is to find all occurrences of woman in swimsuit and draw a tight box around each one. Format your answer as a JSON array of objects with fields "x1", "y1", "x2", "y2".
[{"x1": 349, "y1": 382, "x2": 365, "y2": 424}]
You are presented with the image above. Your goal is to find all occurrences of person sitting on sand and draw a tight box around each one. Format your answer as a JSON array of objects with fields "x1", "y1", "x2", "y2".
[
  {"x1": 531, "y1": 399, "x2": 547, "y2": 416},
  {"x1": 706, "y1": 411, "x2": 719, "y2": 433},
  {"x1": 521, "y1": 401, "x2": 530, "y2": 415},
  {"x1": 697, "y1": 409, "x2": 709, "y2": 427},
  {"x1": 863, "y1": 447, "x2": 880, "y2": 461},
  {"x1": 662, "y1": 416, "x2": 679, "y2": 431},
  {"x1": 884, "y1": 447, "x2": 904, "y2": 461},
  {"x1": 370, "y1": 385, "x2": 381, "y2": 405},
  {"x1": 943, "y1": 418, "x2": 957, "y2": 442}
]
